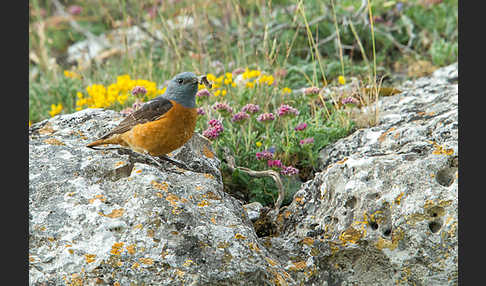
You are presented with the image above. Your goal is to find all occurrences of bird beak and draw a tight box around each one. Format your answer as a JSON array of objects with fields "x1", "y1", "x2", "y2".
[{"x1": 198, "y1": 75, "x2": 212, "y2": 89}]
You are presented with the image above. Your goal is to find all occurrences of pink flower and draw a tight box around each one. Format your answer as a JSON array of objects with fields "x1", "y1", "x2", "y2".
[
  {"x1": 341, "y1": 97, "x2": 358, "y2": 105},
  {"x1": 232, "y1": 67, "x2": 245, "y2": 76},
  {"x1": 299, "y1": 137, "x2": 314, "y2": 146},
  {"x1": 131, "y1": 86, "x2": 147, "y2": 96},
  {"x1": 294, "y1": 122, "x2": 308, "y2": 131},
  {"x1": 203, "y1": 119, "x2": 224, "y2": 140},
  {"x1": 277, "y1": 104, "x2": 299, "y2": 117},
  {"x1": 68, "y1": 5, "x2": 82, "y2": 15},
  {"x1": 280, "y1": 166, "x2": 299, "y2": 176},
  {"x1": 304, "y1": 87, "x2": 320, "y2": 96},
  {"x1": 256, "y1": 113, "x2": 275, "y2": 122},
  {"x1": 267, "y1": 159, "x2": 283, "y2": 168},
  {"x1": 197, "y1": 107, "x2": 206, "y2": 115},
  {"x1": 241, "y1": 103, "x2": 260, "y2": 114},
  {"x1": 196, "y1": 89, "x2": 211, "y2": 98},
  {"x1": 231, "y1": 112, "x2": 250, "y2": 123},
  {"x1": 256, "y1": 150, "x2": 274, "y2": 160},
  {"x1": 212, "y1": 102, "x2": 233, "y2": 114}
]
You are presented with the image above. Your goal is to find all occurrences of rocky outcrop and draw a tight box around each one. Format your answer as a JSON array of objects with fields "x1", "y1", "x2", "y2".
[
  {"x1": 29, "y1": 109, "x2": 292, "y2": 285},
  {"x1": 268, "y1": 63, "x2": 458, "y2": 285},
  {"x1": 29, "y1": 63, "x2": 458, "y2": 285}
]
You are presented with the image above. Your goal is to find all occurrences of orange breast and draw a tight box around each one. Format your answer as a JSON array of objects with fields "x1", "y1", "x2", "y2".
[{"x1": 121, "y1": 101, "x2": 198, "y2": 156}]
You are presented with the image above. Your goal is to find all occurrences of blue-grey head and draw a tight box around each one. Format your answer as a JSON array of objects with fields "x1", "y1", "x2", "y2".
[{"x1": 165, "y1": 72, "x2": 199, "y2": 108}]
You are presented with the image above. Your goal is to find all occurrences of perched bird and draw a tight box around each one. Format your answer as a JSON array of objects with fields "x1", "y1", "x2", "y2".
[{"x1": 86, "y1": 72, "x2": 211, "y2": 169}]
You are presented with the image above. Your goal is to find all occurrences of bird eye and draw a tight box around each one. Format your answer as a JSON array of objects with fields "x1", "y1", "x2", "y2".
[{"x1": 177, "y1": 78, "x2": 184, "y2": 84}]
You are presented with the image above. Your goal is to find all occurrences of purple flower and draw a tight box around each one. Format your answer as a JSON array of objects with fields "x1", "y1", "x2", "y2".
[
  {"x1": 267, "y1": 159, "x2": 282, "y2": 168},
  {"x1": 256, "y1": 150, "x2": 274, "y2": 160},
  {"x1": 256, "y1": 113, "x2": 275, "y2": 122},
  {"x1": 280, "y1": 166, "x2": 299, "y2": 176},
  {"x1": 68, "y1": 5, "x2": 82, "y2": 15},
  {"x1": 241, "y1": 103, "x2": 260, "y2": 114},
  {"x1": 197, "y1": 107, "x2": 206, "y2": 115},
  {"x1": 212, "y1": 102, "x2": 233, "y2": 114},
  {"x1": 277, "y1": 104, "x2": 299, "y2": 117},
  {"x1": 304, "y1": 87, "x2": 320, "y2": 96},
  {"x1": 131, "y1": 86, "x2": 147, "y2": 96},
  {"x1": 196, "y1": 89, "x2": 211, "y2": 98},
  {"x1": 341, "y1": 97, "x2": 358, "y2": 105},
  {"x1": 294, "y1": 122, "x2": 308, "y2": 131},
  {"x1": 231, "y1": 112, "x2": 250, "y2": 123},
  {"x1": 203, "y1": 119, "x2": 224, "y2": 140},
  {"x1": 299, "y1": 137, "x2": 314, "y2": 146}
]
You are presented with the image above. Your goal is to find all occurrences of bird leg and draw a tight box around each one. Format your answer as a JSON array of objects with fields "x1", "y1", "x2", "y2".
[{"x1": 157, "y1": 155, "x2": 192, "y2": 171}]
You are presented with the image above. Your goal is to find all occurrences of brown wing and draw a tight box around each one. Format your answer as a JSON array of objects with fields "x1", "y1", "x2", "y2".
[{"x1": 99, "y1": 97, "x2": 173, "y2": 139}]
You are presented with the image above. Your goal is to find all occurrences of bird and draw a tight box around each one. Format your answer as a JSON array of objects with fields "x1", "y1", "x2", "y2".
[{"x1": 86, "y1": 72, "x2": 211, "y2": 170}]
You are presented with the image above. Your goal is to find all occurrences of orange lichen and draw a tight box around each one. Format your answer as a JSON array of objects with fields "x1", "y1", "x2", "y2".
[
  {"x1": 197, "y1": 200, "x2": 210, "y2": 207},
  {"x1": 131, "y1": 262, "x2": 140, "y2": 269},
  {"x1": 202, "y1": 145, "x2": 215, "y2": 158},
  {"x1": 43, "y1": 138, "x2": 65, "y2": 145},
  {"x1": 165, "y1": 194, "x2": 180, "y2": 206},
  {"x1": 338, "y1": 226, "x2": 364, "y2": 245},
  {"x1": 98, "y1": 208, "x2": 124, "y2": 218},
  {"x1": 126, "y1": 244, "x2": 136, "y2": 255},
  {"x1": 202, "y1": 191, "x2": 221, "y2": 200},
  {"x1": 183, "y1": 259, "x2": 194, "y2": 267},
  {"x1": 89, "y1": 194, "x2": 106, "y2": 204},
  {"x1": 110, "y1": 242, "x2": 125, "y2": 255},
  {"x1": 378, "y1": 127, "x2": 396, "y2": 143},
  {"x1": 288, "y1": 261, "x2": 307, "y2": 271},
  {"x1": 300, "y1": 237, "x2": 315, "y2": 246},
  {"x1": 248, "y1": 242, "x2": 261, "y2": 252},
  {"x1": 139, "y1": 258, "x2": 154, "y2": 265},
  {"x1": 151, "y1": 180, "x2": 169, "y2": 192},
  {"x1": 265, "y1": 257, "x2": 278, "y2": 266},
  {"x1": 203, "y1": 173, "x2": 214, "y2": 179},
  {"x1": 84, "y1": 254, "x2": 96, "y2": 264},
  {"x1": 234, "y1": 233, "x2": 247, "y2": 240}
]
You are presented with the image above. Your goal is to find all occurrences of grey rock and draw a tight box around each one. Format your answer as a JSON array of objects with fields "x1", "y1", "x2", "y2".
[
  {"x1": 29, "y1": 108, "x2": 294, "y2": 285},
  {"x1": 269, "y1": 63, "x2": 458, "y2": 285},
  {"x1": 29, "y1": 62, "x2": 458, "y2": 285},
  {"x1": 242, "y1": 202, "x2": 263, "y2": 222}
]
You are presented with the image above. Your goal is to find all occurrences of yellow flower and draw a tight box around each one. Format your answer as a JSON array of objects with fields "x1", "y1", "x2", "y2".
[
  {"x1": 221, "y1": 89, "x2": 227, "y2": 96},
  {"x1": 49, "y1": 103, "x2": 63, "y2": 117},
  {"x1": 206, "y1": 73, "x2": 216, "y2": 82},
  {"x1": 338, "y1": 75, "x2": 346, "y2": 85},
  {"x1": 64, "y1": 70, "x2": 80, "y2": 79},
  {"x1": 256, "y1": 141, "x2": 262, "y2": 147},
  {"x1": 282, "y1": 87, "x2": 292, "y2": 95},
  {"x1": 214, "y1": 90, "x2": 221, "y2": 97},
  {"x1": 245, "y1": 81, "x2": 255, "y2": 88}
]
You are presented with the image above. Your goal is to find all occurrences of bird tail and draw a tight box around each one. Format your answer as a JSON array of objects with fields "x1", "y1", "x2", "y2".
[{"x1": 86, "y1": 135, "x2": 123, "y2": 149}]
